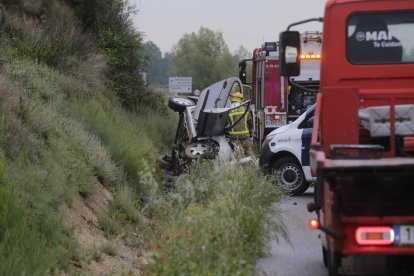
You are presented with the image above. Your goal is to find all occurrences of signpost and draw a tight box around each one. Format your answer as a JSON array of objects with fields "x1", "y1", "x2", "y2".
[{"x1": 168, "y1": 77, "x2": 192, "y2": 93}]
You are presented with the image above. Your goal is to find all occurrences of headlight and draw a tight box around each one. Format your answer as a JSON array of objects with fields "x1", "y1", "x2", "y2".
[{"x1": 263, "y1": 134, "x2": 276, "y2": 147}]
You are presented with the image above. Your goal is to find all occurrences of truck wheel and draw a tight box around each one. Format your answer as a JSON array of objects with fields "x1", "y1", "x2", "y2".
[
  {"x1": 322, "y1": 245, "x2": 328, "y2": 267},
  {"x1": 168, "y1": 97, "x2": 195, "y2": 113},
  {"x1": 271, "y1": 157, "x2": 310, "y2": 195},
  {"x1": 327, "y1": 244, "x2": 341, "y2": 276}
]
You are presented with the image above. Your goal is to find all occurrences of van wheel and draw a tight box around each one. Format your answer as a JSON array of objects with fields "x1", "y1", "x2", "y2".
[
  {"x1": 271, "y1": 157, "x2": 310, "y2": 195},
  {"x1": 168, "y1": 97, "x2": 195, "y2": 113}
]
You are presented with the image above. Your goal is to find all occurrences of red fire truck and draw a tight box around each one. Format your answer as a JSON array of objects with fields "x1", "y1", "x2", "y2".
[
  {"x1": 239, "y1": 32, "x2": 322, "y2": 145},
  {"x1": 279, "y1": 0, "x2": 414, "y2": 275}
]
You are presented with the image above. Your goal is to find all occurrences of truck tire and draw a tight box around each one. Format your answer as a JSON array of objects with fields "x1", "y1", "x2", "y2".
[
  {"x1": 168, "y1": 97, "x2": 195, "y2": 113},
  {"x1": 322, "y1": 245, "x2": 328, "y2": 267},
  {"x1": 271, "y1": 157, "x2": 310, "y2": 195},
  {"x1": 327, "y1": 246, "x2": 341, "y2": 276}
]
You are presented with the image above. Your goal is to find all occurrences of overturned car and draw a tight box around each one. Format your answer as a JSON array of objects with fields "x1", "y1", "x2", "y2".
[{"x1": 164, "y1": 77, "x2": 251, "y2": 175}]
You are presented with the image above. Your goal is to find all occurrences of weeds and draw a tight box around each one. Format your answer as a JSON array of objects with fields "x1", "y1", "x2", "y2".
[
  {"x1": 100, "y1": 243, "x2": 117, "y2": 257},
  {"x1": 143, "y1": 161, "x2": 286, "y2": 275},
  {"x1": 98, "y1": 215, "x2": 121, "y2": 238}
]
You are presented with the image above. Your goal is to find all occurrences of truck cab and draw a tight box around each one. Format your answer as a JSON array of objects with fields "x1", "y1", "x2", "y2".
[
  {"x1": 239, "y1": 33, "x2": 321, "y2": 146},
  {"x1": 279, "y1": 0, "x2": 414, "y2": 275}
]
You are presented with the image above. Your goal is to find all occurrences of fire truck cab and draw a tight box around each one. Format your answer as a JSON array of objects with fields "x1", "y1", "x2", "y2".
[{"x1": 239, "y1": 32, "x2": 321, "y2": 146}]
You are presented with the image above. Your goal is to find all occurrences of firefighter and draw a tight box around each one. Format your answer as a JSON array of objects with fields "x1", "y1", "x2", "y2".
[{"x1": 227, "y1": 91, "x2": 254, "y2": 157}]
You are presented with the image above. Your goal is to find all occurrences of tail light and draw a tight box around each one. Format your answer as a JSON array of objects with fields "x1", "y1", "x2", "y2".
[{"x1": 355, "y1": 226, "x2": 394, "y2": 245}]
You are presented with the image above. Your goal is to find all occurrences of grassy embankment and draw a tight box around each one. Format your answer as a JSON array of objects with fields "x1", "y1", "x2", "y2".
[{"x1": 0, "y1": 1, "x2": 285, "y2": 275}]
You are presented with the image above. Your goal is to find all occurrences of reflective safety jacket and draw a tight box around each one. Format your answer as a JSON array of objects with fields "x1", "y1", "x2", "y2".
[{"x1": 228, "y1": 106, "x2": 252, "y2": 139}]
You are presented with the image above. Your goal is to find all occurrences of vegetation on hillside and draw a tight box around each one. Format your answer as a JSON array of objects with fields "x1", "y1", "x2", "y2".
[{"x1": 0, "y1": 0, "x2": 284, "y2": 274}]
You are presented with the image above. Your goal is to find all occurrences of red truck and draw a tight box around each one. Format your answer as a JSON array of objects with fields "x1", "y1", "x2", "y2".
[
  {"x1": 279, "y1": 0, "x2": 414, "y2": 275},
  {"x1": 239, "y1": 33, "x2": 321, "y2": 145}
]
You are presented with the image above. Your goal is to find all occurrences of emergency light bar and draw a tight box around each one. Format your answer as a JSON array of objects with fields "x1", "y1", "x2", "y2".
[{"x1": 300, "y1": 54, "x2": 321, "y2": 59}]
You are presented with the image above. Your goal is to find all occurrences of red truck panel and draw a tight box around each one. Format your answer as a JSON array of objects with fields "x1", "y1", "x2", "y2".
[{"x1": 263, "y1": 60, "x2": 281, "y2": 108}]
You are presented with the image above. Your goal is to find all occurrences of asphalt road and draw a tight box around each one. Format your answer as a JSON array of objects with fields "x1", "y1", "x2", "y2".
[{"x1": 256, "y1": 186, "x2": 327, "y2": 276}]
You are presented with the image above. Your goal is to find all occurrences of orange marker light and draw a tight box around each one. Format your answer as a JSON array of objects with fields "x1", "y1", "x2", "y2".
[{"x1": 309, "y1": 219, "x2": 319, "y2": 230}]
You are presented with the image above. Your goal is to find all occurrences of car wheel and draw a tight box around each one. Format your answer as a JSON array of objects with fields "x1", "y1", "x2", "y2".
[
  {"x1": 168, "y1": 97, "x2": 195, "y2": 113},
  {"x1": 185, "y1": 140, "x2": 219, "y2": 160},
  {"x1": 271, "y1": 157, "x2": 310, "y2": 195},
  {"x1": 187, "y1": 96, "x2": 199, "y2": 105}
]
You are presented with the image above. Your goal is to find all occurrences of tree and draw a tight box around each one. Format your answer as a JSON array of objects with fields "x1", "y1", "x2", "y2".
[
  {"x1": 170, "y1": 27, "x2": 233, "y2": 90},
  {"x1": 64, "y1": 0, "x2": 150, "y2": 110},
  {"x1": 230, "y1": 45, "x2": 251, "y2": 79},
  {"x1": 143, "y1": 41, "x2": 169, "y2": 85}
]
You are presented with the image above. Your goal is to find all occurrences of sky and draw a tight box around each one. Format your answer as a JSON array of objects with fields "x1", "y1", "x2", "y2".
[{"x1": 130, "y1": 0, "x2": 326, "y2": 55}]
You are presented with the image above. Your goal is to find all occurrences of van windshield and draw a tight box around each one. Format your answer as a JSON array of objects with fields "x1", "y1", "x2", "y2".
[{"x1": 347, "y1": 12, "x2": 414, "y2": 65}]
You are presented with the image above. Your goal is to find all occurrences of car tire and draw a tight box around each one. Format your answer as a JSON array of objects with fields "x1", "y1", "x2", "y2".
[
  {"x1": 185, "y1": 140, "x2": 219, "y2": 160},
  {"x1": 168, "y1": 97, "x2": 195, "y2": 113},
  {"x1": 271, "y1": 156, "x2": 310, "y2": 195},
  {"x1": 187, "y1": 96, "x2": 199, "y2": 105}
]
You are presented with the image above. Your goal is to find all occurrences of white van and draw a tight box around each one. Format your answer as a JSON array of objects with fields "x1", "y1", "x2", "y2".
[{"x1": 259, "y1": 104, "x2": 315, "y2": 195}]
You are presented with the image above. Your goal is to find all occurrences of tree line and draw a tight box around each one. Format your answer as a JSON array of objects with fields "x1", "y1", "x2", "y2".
[{"x1": 144, "y1": 27, "x2": 250, "y2": 91}]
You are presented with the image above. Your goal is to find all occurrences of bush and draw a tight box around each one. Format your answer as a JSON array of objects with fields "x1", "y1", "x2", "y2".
[{"x1": 65, "y1": 0, "x2": 148, "y2": 109}]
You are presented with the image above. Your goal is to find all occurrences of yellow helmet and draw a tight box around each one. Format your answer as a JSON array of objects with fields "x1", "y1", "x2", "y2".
[{"x1": 231, "y1": 92, "x2": 244, "y2": 103}]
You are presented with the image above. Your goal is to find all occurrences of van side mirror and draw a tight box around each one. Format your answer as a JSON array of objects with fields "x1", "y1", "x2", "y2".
[
  {"x1": 239, "y1": 60, "x2": 247, "y2": 84},
  {"x1": 279, "y1": 31, "x2": 301, "y2": 76}
]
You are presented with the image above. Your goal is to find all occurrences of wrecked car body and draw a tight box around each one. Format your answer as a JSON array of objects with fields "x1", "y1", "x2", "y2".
[{"x1": 164, "y1": 77, "x2": 250, "y2": 175}]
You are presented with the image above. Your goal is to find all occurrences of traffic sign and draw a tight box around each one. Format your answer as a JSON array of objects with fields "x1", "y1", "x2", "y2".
[{"x1": 169, "y1": 77, "x2": 192, "y2": 93}]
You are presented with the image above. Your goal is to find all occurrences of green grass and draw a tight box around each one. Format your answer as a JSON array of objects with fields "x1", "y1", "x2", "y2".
[
  {"x1": 64, "y1": 100, "x2": 176, "y2": 193},
  {"x1": 143, "y1": 161, "x2": 286, "y2": 275},
  {"x1": 0, "y1": 159, "x2": 78, "y2": 275}
]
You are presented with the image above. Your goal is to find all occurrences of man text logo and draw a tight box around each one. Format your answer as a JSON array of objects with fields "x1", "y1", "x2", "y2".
[{"x1": 356, "y1": 31, "x2": 393, "y2": 42}]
